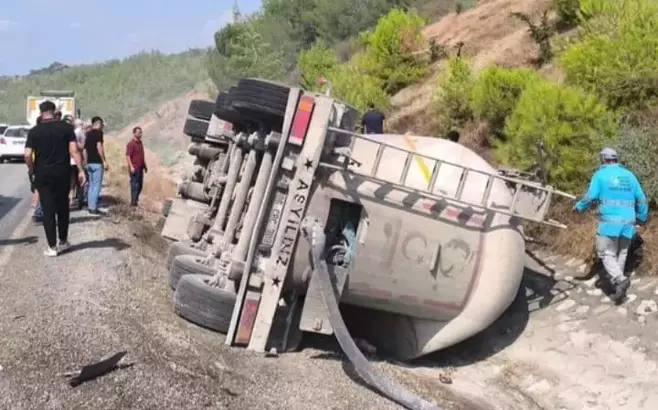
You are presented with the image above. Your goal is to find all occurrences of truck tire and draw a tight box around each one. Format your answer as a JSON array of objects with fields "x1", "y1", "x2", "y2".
[
  {"x1": 166, "y1": 241, "x2": 206, "y2": 270},
  {"x1": 214, "y1": 89, "x2": 247, "y2": 126},
  {"x1": 183, "y1": 118, "x2": 209, "y2": 139},
  {"x1": 173, "y1": 274, "x2": 236, "y2": 333},
  {"x1": 169, "y1": 255, "x2": 216, "y2": 289},
  {"x1": 188, "y1": 100, "x2": 214, "y2": 121},
  {"x1": 230, "y1": 79, "x2": 290, "y2": 129}
]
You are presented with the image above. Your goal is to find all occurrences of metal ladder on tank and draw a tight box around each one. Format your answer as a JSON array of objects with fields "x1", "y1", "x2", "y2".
[{"x1": 324, "y1": 128, "x2": 576, "y2": 229}]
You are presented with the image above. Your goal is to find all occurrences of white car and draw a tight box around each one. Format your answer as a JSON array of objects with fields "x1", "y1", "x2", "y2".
[{"x1": 0, "y1": 125, "x2": 31, "y2": 162}]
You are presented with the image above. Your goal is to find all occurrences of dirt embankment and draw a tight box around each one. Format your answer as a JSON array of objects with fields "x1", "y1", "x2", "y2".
[{"x1": 102, "y1": 89, "x2": 211, "y2": 211}]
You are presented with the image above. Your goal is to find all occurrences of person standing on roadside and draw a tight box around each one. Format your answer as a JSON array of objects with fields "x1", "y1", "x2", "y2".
[
  {"x1": 361, "y1": 102, "x2": 386, "y2": 135},
  {"x1": 73, "y1": 119, "x2": 87, "y2": 207},
  {"x1": 573, "y1": 148, "x2": 649, "y2": 304},
  {"x1": 84, "y1": 116, "x2": 108, "y2": 214},
  {"x1": 24, "y1": 101, "x2": 86, "y2": 256},
  {"x1": 125, "y1": 126, "x2": 147, "y2": 207}
]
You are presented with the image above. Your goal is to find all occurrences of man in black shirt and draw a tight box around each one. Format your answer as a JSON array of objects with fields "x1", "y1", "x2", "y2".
[
  {"x1": 361, "y1": 103, "x2": 386, "y2": 134},
  {"x1": 25, "y1": 101, "x2": 86, "y2": 256},
  {"x1": 84, "y1": 116, "x2": 108, "y2": 214}
]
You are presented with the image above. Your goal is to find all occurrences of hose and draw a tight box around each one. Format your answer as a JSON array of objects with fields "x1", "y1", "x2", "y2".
[{"x1": 309, "y1": 223, "x2": 442, "y2": 410}]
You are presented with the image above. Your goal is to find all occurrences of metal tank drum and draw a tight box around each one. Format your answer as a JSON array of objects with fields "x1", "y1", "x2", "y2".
[{"x1": 294, "y1": 132, "x2": 526, "y2": 360}]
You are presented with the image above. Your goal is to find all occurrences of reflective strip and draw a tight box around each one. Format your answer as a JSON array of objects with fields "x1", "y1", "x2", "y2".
[
  {"x1": 600, "y1": 217, "x2": 635, "y2": 224},
  {"x1": 600, "y1": 199, "x2": 635, "y2": 207}
]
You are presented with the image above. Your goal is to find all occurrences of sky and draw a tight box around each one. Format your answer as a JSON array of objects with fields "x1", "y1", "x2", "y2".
[{"x1": 0, "y1": 0, "x2": 262, "y2": 75}]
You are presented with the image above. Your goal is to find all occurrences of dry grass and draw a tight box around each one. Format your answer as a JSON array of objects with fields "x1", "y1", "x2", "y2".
[
  {"x1": 527, "y1": 201, "x2": 658, "y2": 277},
  {"x1": 103, "y1": 138, "x2": 176, "y2": 214}
]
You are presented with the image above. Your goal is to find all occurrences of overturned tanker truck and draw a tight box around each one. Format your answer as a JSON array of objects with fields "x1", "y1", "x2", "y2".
[{"x1": 162, "y1": 78, "x2": 574, "y2": 397}]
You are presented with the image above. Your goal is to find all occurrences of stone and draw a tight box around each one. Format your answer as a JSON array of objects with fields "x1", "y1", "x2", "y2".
[
  {"x1": 635, "y1": 300, "x2": 658, "y2": 316},
  {"x1": 587, "y1": 289, "x2": 603, "y2": 296},
  {"x1": 593, "y1": 305, "x2": 610, "y2": 314},
  {"x1": 617, "y1": 307, "x2": 628, "y2": 316},
  {"x1": 577, "y1": 264, "x2": 587, "y2": 274},
  {"x1": 576, "y1": 305, "x2": 590, "y2": 315},
  {"x1": 626, "y1": 294, "x2": 637, "y2": 303},
  {"x1": 556, "y1": 299, "x2": 576, "y2": 312}
]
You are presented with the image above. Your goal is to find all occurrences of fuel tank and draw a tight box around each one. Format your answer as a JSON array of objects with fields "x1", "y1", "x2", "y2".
[{"x1": 293, "y1": 133, "x2": 526, "y2": 360}]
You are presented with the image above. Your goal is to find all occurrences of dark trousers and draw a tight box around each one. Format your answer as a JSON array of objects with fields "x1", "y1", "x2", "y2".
[
  {"x1": 130, "y1": 168, "x2": 144, "y2": 206},
  {"x1": 35, "y1": 170, "x2": 70, "y2": 248}
]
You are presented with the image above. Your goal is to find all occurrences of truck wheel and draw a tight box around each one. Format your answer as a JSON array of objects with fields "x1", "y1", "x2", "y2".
[
  {"x1": 166, "y1": 241, "x2": 206, "y2": 270},
  {"x1": 188, "y1": 100, "x2": 214, "y2": 121},
  {"x1": 214, "y1": 89, "x2": 248, "y2": 126},
  {"x1": 230, "y1": 79, "x2": 290, "y2": 130},
  {"x1": 173, "y1": 274, "x2": 236, "y2": 333},
  {"x1": 169, "y1": 255, "x2": 215, "y2": 289},
  {"x1": 183, "y1": 118, "x2": 209, "y2": 139}
]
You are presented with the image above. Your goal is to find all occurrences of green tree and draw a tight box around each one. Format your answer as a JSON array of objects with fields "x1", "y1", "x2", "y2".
[
  {"x1": 358, "y1": 8, "x2": 429, "y2": 94},
  {"x1": 297, "y1": 42, "x2": 339, "y2": 90},
  {"x1": 560, "y1": 0, "x2": 658, "y2": 110},
  {"x1": 498, "y1": 80, "x2": 619, "y2": 192},
  {"x1": 470, "y1": 66, "x2": 540, "y2": 135},
  {"x1": 431, "y1": 56, "x2": 475, "y2": 134}
]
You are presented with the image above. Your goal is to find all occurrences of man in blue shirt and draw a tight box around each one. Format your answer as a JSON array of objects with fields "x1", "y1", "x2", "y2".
[
  {"x1": 361, "y1": 103, "x2": 385, "y2": 134},
  {"x1": 574, "y1": 148, "x2": 649, "y2": 303}
]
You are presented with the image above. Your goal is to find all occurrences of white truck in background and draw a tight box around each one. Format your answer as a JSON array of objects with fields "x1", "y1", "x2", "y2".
[{"x1": 26, "y1": 90, "x2": 78, "y2": 126}]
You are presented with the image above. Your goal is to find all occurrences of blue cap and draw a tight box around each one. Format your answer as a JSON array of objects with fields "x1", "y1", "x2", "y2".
[{"x1": 600, "y1": 147, "x2": 618, "y2": 161}]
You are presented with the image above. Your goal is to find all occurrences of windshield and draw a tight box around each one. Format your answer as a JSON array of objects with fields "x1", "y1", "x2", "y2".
[
  {"x1": 0, "y1": 126, "x2": 7, "y2": 134},
  {"x1": 4, "y1": 127, "x2": 29, "y2": 138}
]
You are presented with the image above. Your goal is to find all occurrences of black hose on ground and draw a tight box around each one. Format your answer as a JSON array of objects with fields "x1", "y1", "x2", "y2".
[{"x1": 309, "y1": 223, "x2": 442, "y2": 410}]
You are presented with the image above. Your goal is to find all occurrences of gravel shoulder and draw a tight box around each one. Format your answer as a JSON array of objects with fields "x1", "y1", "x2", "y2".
[{"x1": 0, "y1": 207, "x2": 467, "y2": 410}]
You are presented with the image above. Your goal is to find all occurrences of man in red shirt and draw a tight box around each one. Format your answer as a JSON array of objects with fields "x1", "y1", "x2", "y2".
[{"x1": 125, "y1": 126, "x2": 147, "y2": 207}]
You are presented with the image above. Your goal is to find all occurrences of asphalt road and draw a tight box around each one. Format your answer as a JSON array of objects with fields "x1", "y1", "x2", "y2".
[{"x1": 0, "y1": 162, "x2": 32, "y2": 242}]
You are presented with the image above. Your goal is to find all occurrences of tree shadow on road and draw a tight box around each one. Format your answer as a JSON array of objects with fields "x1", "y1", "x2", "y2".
[
  {"x1": 0, "y1": 236, "x2": 38, "y2": 246},
  {"x1": 64, "y1": 238, "x2": 131, "y2": 254}
]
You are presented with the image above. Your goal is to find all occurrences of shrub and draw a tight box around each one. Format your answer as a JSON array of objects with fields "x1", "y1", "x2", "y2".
[
  {"x1": 431, "y1": 57, "x2": 475, "y2": 134},
  {"x1": 297, "y1": 42, "x2": 340, "y2": 90},
  {"x1": 358, "y1": 8, "x2": 429, "y2": 94},
  {"x1": 297, "y1": 45, "x2": 389, "y2": 112},
  {"x1": 511, "y1": 11, "x2": 554, "y2": 65},
  {"x1": 470, "y1": 66, "x2": 540, "y2": 134},
  {"x1": 497, "y1": 80, "x2": 619, "y2": 192},
  {"x1": 329, "y1": 62, "x2": 391, "y2": 112},
  {"x1": 614, "y1": 115, "x2": 658, "y2": 202},
  {"x1": 559, "y1": 0, "x2": 658, "y2": 110},
  {"x1": 552, "y1": 0, "x2": 581, "y2": 27}
]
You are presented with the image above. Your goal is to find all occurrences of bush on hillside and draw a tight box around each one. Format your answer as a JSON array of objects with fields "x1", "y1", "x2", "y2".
[
  {"x1": 552, "y1": 0, "x2": 581, "y2": 27},
  {"x1": 497, "y1": 80, "x2": 619, "y2": 192},
  {"x1": 358, "y1": 8, "x2": 429, "y2": 94},
  {"x1": 297, "y1": 42, "x2": 340, "y2": 90},
  {"x1": 329, "y1": 63, "x2": 391, "y2": 112},
  {"x1": 511, "y1": 11, "x2": 554, "y2": 65},
  {"x1": 614, "y1": 115, "x2": 658, "y2": 202},
  {"x1": 431, "y1": 57, "x2": 475, "y2": 135},
  {"x1": 470, "y1": 66, "x2": 540, "y2": 135},
  {"x1": 560, "y1": 0, "x2": 658, "y2": 111}
]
